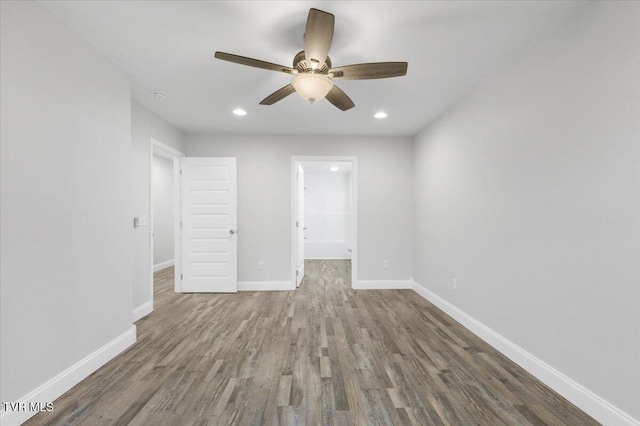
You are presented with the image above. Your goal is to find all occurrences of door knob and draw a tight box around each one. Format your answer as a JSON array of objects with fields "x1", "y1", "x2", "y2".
[{"x1": 229, "y1": 229, "x2": 236, "y2": 235}]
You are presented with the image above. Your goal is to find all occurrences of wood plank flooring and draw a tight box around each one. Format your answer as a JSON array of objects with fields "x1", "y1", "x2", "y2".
[{"x1": 26, "y1": 260, "x2": 598, "y2": 425}]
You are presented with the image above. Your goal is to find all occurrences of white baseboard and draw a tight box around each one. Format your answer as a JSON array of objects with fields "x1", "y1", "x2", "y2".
[
  {"x1": 411, "y1": 280, "x2": 639, "y2": 426},
  {"x1": 132, "y1": 301, "x2": 153, "y2": 322},
  {"x1": 153, "y1": 259, "x2": 174, "y2": 272},
  {"x1": 0, "y1": 326, "x2": 137, "y2": 426},
  {"x1": 304, "y1": 256, "x2": 352, "y2": 260},
  {"x1": 238, "y1": 281, "x2": 294, "y2": 291},
  {"x1": 354, "y1": 280, "x2": 413, "y2": 290},
  {"x1": 305, "y1": 240, "x2": 351, "y2": 259}
]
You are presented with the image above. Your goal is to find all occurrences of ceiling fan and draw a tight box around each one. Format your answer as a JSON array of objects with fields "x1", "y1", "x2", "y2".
[{"x1": 214, "y1": 8, "x2": 408, "y2": 111}]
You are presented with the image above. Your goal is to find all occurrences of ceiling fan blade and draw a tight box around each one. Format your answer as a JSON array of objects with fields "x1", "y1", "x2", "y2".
[
  {"x1": 330, "y1": 62, "x2": 408, "y2": 80},
  {"x1": 325, "y1": 85, "x2": 355, "y2": 111},
  {"x1": 259, "y1": 84, "x2": 296, "y2": 105},
  {"x1": 215, "y1": 52, "x2": 295, "y2": 74},
  {"x1": 304, "y1": 9, "x2": 335, "y2": 67}
]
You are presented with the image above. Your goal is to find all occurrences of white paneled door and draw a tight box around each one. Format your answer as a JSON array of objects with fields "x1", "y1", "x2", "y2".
[
  {"x1": 179, "y1": 157, "x2": 237, "y2": 293},
  {"x1": 296, "y1": 164, "x2": 305, "y2": 287}
]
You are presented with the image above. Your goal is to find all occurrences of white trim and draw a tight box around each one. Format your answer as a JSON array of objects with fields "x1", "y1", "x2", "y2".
[
  {"x1": 290, "y1": 156, "x2": 358, "y2": 290},
  {"x1": 0, "y1": 326, "x2": 136, "y2": 426},
  {"x1": 153, "y1": 259, "x2": 174, "y2": 272},
  {"x1": 152, "y1": 138, "x2": 184, "y2": 159},
  {"x1": 238, "y1": 281, "x2": 295, "y2": 291},
  {"x1": 305, "y1": 239, "x2": 351, "y2": 243},
  {"x1": 411, "y1": 280, "x2": 640, "y2": 426},
  {"x1": 354, "y1": 280, "x2": 413, "y2": 290},
  {"x1": 132, "y1": 301, "x2": 153, "y2": 322},
  {"x1": 149, "y1": 138, "x2": 184, "y2": 299},
  {"x1": 305, "y1": 257, "x2": 352, "y2": 260},
  {"x1": 173, "y1": 157, "x2": 182, "y2": 292},
  {"x1": 305, "y1": 240, "x2": 352, "y2": 260}
]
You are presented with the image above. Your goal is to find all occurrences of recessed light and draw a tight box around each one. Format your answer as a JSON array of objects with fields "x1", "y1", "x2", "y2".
[
  {"x1": 153, "y1": 91, "x2": 167, "y2": 100},
  {"x1": 329, "y1": 166, "x2": 340, "y2": 172},
  {"x1": 374, "y1": 111, "x2": 388, "y2": 119},
  {"x1": 233, "y1": 108, "x2": 247, "y2": 116}
]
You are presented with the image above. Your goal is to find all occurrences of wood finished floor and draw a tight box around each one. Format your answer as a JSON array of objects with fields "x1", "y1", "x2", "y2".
[{"x1": 26, "y1": 260, "x2": 598, "y2": 425}]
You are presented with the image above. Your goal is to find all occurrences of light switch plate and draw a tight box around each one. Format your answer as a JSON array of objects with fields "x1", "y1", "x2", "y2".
[{"x1": 133, "y1": 215, "x2": 149, "y2": 228}]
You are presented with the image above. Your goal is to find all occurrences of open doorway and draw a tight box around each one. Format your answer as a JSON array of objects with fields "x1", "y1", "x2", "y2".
[
  {"x1": 291, "y1": 156, "x2": 357, "y2": 289},
  {"x1": 150, "y1": 139, "x2": 184, "y2": 306}
]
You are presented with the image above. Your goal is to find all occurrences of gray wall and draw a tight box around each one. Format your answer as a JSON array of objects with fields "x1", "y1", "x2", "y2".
[
  {"x1": 186, "y1": 135, "x2": 413, "y2": 283},
  {"x1": 152, "y1": 155, "x2": 175, "y2": 267},
  {"x1": 131, "y1": 100, "x2": 183, "y2": 311},
  {"x1": 1, "y1": 1, "x2": 133, "y2": 403},
  {"x1": 413, "y1": 1, "x2": 640, "y2": 419}
]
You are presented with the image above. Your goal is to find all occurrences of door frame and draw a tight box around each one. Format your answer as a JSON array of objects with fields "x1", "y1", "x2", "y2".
[
  {"x1": 149, "y1": 138, "x2": 184, "y2": 298},
  {"x1": 290, "y1": 155, "x2": 358, "y2": 289},
  {"x1": 295, "y1": 163, "x2": 305, "y2": 288}
]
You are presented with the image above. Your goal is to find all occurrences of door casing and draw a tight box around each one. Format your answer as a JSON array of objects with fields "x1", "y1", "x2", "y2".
[
  {"x1": 296, "y1": 163, "x2": 305, "y2": 287},
  {"x1": 290, "y1": 156, "x2": 358, "y2": 289},
  {"x1": 150, "y1": 138, "x2": 184, "y2": 302}
]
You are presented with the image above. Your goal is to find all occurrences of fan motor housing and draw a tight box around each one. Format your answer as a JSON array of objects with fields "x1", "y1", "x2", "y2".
[{"x1": 293, "y1": 51, "x2": 331, "y2": 74}]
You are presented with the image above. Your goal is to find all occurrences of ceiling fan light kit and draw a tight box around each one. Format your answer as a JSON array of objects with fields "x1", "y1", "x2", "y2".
[
  {"x1": 292, "y1": 74, "x2": 333, "y2": 103},
  {"x1": 214, "y1": 8, "x2": 408, "y2": 111}
]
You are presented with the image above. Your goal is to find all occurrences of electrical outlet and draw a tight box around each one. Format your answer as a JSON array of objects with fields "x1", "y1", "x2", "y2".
[
  {"x1": 382, "y1": 260, "x2": 389, "y2": 269},
  {"x1": 452, "y1": 278, "x2": 457, "y2": 291},
  {"x1": 257, "y1": 261, "x2": 264, "y2": 271}
]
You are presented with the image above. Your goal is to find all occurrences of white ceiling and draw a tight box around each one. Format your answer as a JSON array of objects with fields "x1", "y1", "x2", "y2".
[{"x1": 42, "y1": 1, "x2": 585, "y2": 137}]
